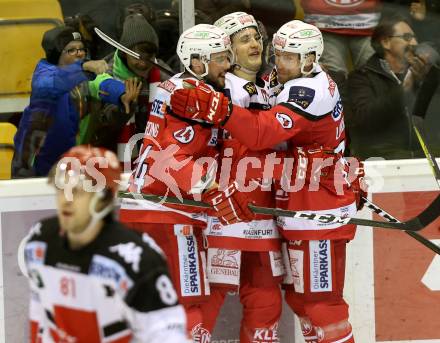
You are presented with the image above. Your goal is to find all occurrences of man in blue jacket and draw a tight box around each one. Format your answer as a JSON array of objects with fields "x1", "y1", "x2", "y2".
[{"x1": 12, "y1": 26, "x2": 139, "y2": 177}]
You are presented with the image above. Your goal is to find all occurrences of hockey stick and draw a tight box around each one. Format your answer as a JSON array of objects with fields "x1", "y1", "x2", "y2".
[
  {"x1": 413, "y1": 121, "x2": 440, "y2": 187},
  {"x1": 363, "y1": 198, "x2": 440, "y2": 255},
  {"x1": 118, "y1": 191, "x2": 440, "y2": 231},
  {"x1": 94, "y1": 27, "x2": 175, "y2": 77}
]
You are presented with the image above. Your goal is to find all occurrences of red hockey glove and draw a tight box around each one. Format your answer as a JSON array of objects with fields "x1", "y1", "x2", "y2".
[
  {"x1": 350, "y1": 159, "x2": 368, "y2": 210},
  {"x1": 170, "y1": 79, "x2": 231, "y2": 125},
  {"x1": 203, "y1": 182, "x2": 255, "y2": 225}
]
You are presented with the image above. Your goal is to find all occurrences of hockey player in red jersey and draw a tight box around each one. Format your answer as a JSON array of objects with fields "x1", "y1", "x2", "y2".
[
  {"x1": 119, "y1": 24, "x2": 255, "y2": 342},
  {"x1": 170, "y1": 20, "x2": 361, "y2": 343},
  {"x1": 199, "y1": 12, "x2": 283, "y2": 343},
  {"x1": 20, "y1": 145, "x2": 189, "y2": 343}
]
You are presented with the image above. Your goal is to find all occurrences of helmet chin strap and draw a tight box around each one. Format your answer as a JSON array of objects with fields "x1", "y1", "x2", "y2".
[
  {"x1": 233, "y1": 63, "x2": 259, "y2": 78},
  {"x1": 67, "y1": 192, "x2": 113, "y2": 244},
  {"x1": 187, "y1": 62, "x2": 208, "y2": 79},
  {"x1": 300, "y1": 53, "x2": 317, "y2": 76}
]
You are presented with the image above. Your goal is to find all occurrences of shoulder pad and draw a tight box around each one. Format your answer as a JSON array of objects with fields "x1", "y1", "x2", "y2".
[
  {"x1": 288, "y1": 86, "x2": 315, "y2": 109},
  {"x1": 243, "y1": 82, "x2": 258, "y2": 96}
]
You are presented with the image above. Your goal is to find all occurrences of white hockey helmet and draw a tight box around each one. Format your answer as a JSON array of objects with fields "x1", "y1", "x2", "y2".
[
  {"x1": 272, "y1": 20, "x2": 324, "y2": 75},
  {"x1": 214, "y1": 12, "x2": 261, "y2": 38},
  {"x1": 176, "y1": 24, "x2": 233, "y2": 78}
]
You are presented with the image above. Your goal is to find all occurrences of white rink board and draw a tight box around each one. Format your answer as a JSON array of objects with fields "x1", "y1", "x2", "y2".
[{"x1": 0, "y1": 158, "x2": 439, "y2": 343}]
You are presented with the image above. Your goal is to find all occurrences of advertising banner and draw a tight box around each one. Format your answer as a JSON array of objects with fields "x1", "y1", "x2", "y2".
[{"x1": 0, "y1": 159, "x2": 439, "y2": 343}]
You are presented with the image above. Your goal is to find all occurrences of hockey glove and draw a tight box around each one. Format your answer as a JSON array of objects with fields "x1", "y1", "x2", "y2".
[
  {"x1": 350, "y1": 159, "x2": 368, "y2": 210},
  {"x1": 203, "y1": 181, "x2": 255, "y2": 225},
  {"x1": 170, "y1": 79, "x2": 231, "y2": 125}
]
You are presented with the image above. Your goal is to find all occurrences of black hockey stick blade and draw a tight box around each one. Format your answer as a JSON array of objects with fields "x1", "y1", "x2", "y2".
[
  {"x1": 364, "y1": 198, "x2": 440, "y2": 255},
  {"x1": 118, "y1": 191, "x2": 440, "y2": 231},
  {"x1": 94, "y1": 27, "x2": 175, "y2": 77}
]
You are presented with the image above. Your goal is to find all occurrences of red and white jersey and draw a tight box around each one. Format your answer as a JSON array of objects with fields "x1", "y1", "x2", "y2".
[
  {"x1": 24, "y1": 218, "x2": 188, "y2": 343},
  {"x1": 301, "y1": 0, "x2": 381, "y2": 35},
  {"x1": 120, "y1": 74, "x2": 219, "y2": 226},
  {"x1": 204, "y1": 73, "x2": 280, "y2": 252},
  {"x1": 223, "y1": 64, "x2": 357, "y2": 241}
]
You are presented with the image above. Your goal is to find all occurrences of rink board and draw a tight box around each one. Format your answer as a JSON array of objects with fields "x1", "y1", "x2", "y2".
[{"x1": 0, "y1": 159, "x2": 439, "y2": 343}]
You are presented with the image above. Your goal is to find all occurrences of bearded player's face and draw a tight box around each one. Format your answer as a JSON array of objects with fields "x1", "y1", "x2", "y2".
[{"x1": 206, "y1": 51, "x2": 232, "y2": 89}]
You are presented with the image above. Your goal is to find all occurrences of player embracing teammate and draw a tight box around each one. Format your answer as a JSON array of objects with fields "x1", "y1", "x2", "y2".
[
  {"x1": 170, "y1": 19, "x2": 365, "y2": 343},
  {"x1": 200, "y1": 12, "x2": 284, "y2": 343}
]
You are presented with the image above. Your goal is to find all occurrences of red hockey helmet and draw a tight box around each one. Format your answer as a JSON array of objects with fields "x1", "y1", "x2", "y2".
[{"x1": 50, "y1": 145, "x2": 121, "y2": 196}]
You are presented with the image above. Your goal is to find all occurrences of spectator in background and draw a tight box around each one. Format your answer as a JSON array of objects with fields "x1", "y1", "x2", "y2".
[
  {"x1": 116, "y1": 0, "x2": 157, "y2": 39},
  {"x1": 154, "y1": 2, "x2": 212, "y2": 69},
  {"x1": 64, "y1": 13, "x2": 108, "y2": 60},
  {"x1": 12, "y1": 26, "x2": 139, "y2": 178},
  {"x1": 343, "y1": 15, "x2": 434, "y2": 159},
  {"x1": 301, "y1": 0, "x2": 381, "y2": 86},
  {"x1": 58, "y1": 0, "x2": 120, "y2": 58},
  {"x1": 248, "y1": 0, "x2": 296, "y2": 37},
  {"x1": 79, "y1": 14, "x2": 169, "y2": 166},
  {"x1": 382, "y1": 1, "x2": 440, "y2": 43}
]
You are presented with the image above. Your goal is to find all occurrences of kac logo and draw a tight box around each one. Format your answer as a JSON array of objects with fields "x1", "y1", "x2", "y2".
[{"x1": 276, "y1": 112, "x2": 293, "y2": 129}]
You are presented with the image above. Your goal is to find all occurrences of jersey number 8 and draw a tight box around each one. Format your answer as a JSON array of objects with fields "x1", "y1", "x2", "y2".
[{"x1": 156, "y1": 274, "x2": 178, "y2": 305}]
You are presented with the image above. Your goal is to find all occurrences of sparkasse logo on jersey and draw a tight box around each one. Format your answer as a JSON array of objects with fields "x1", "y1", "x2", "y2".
[
  {"x1": 177, "y1": 234, "x2": 201, "y2": 296},
  {"x1": 310, "y1": 240, "x2": 332, "y2": 292}
]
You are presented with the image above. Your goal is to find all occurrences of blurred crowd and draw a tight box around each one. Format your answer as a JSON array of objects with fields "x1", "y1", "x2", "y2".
[{"x1": 11, "y1": 0, "x2": 440, "y2": 178}]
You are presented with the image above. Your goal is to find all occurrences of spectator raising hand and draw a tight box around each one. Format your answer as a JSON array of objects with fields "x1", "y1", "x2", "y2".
[
  {"x1": 410, "y1": 0, "x2": 427, "y2": 20},
  {"x1": 120, "y1": 78, "x2": 142, "y2": 113}
]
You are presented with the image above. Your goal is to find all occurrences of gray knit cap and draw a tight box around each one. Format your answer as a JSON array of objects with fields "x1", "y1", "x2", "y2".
[{"x1": 120, "y1": 13, "x2": 159, "y2": 49}]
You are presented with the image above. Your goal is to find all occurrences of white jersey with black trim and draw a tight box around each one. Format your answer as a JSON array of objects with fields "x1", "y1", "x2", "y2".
[
  {"x1": 24, "y1": 218, "x2": 189, "y2": 343},
  {"x1": 275, "y1": 64, "x2": 339, "y2": 118},
  {"x1": 224, "y1": 72, "x2": 271, "y2": 110},
  {"x1": 221, "y1": 64, "x2": 356, "y2": 241}
]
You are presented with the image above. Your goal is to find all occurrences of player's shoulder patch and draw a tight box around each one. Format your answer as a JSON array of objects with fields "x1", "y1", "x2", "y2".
[
  {"x1": 243, "y1": 82, "x2": 258, "y2": 96},
  {"x1": 275, "y1": 112, "x2": 293, "y2": 129},
  {"x1": 173, "y1": 126, "x2": 195, "y2": 144},
  {"x1": 25, "y1": 240, "x2": 47, "y2": 265},
  {"x1": 288, "y1": 86, "x2": 315, "y2": 109},
  {"x1": 158, "y1": 79, "x2": 177, "y2": 93}
]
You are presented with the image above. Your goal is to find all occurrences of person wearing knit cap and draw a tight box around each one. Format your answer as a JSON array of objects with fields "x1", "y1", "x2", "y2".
[
  {"x1": 12, "y1": 26, "x2": 140, "y2": 177},
  {"x1": 41, "y1": 26, "x2": 109, "y2": 73},
  {"x1": 78, "y1": 13, "x2": 170, "y2": 164},
  {"x1": 119, "y1": 13, "x2": 159, "y2": 78}
]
